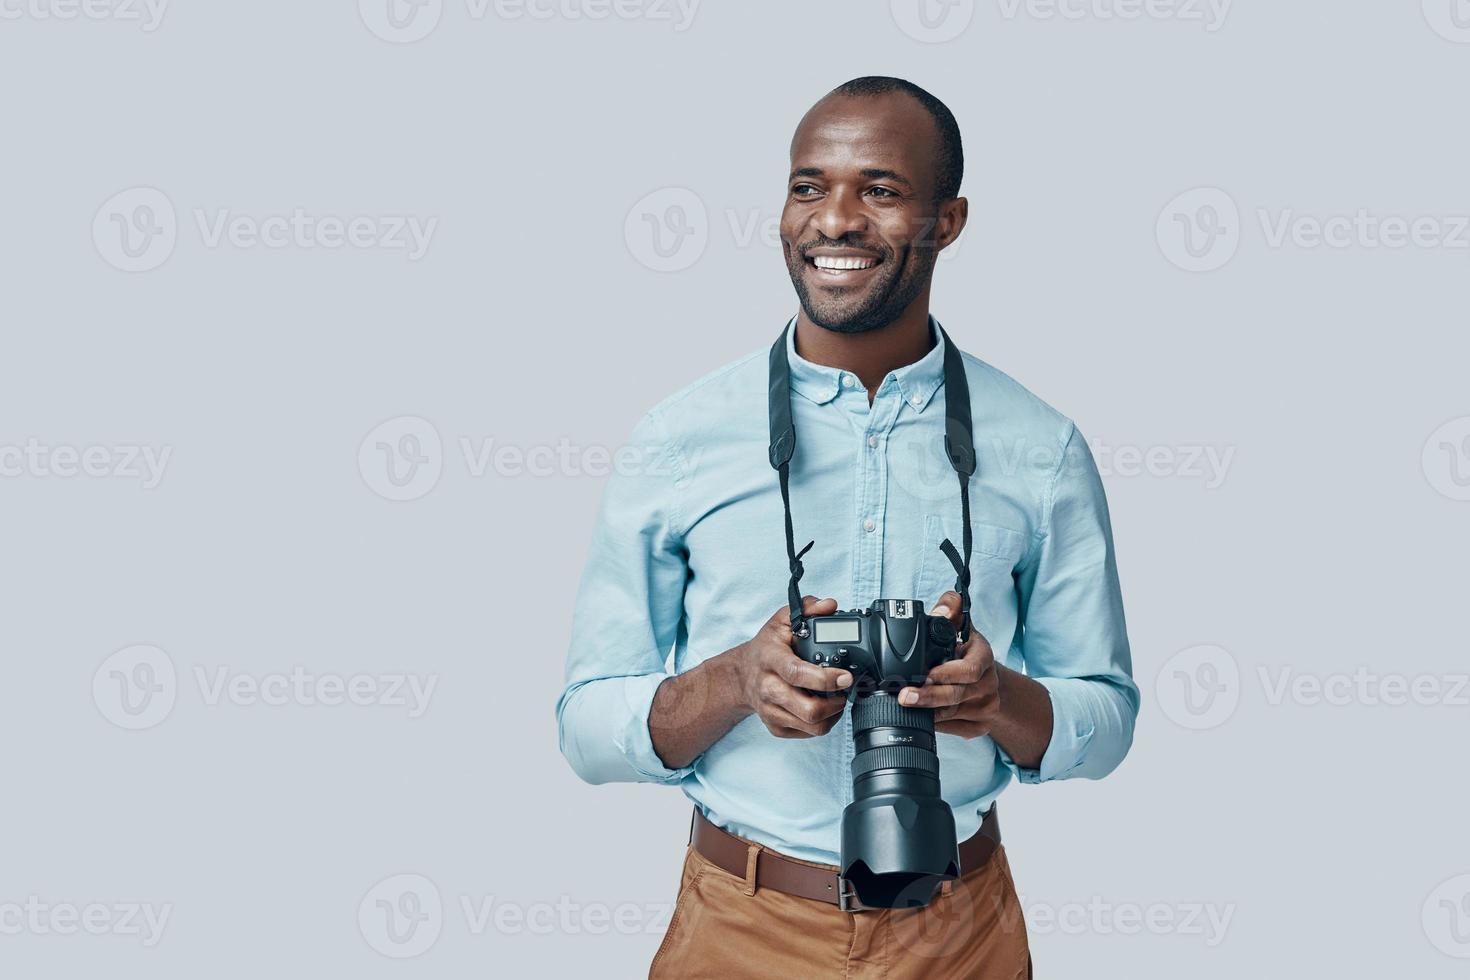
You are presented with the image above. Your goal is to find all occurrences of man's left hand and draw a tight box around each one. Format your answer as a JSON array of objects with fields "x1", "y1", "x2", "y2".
[{"x1": 896, "y1": 590, "x2": 999, "y2": 739}]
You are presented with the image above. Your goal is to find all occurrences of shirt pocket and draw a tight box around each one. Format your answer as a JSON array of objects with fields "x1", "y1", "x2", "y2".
[{"x1": 916, "y1": 514, "x2": 1027, "y2": 618}]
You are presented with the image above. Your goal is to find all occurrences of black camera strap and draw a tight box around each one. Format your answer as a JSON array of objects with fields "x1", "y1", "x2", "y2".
[{"x1": 768, "y1": 317, "x2": 976, "y2": 641}]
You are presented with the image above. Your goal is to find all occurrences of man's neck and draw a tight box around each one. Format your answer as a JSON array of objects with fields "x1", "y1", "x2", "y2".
[{"x1": 793, "y1": 303, "x2": 934, "y2": 401}]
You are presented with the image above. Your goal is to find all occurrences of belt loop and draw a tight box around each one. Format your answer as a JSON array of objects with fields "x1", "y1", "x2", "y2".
[
  {"x1": 742, "y1": 843, "x2": 762, "y2": 897},
  {"x1": 940, "y1": 880, "x2": 955, "y2": 898}
]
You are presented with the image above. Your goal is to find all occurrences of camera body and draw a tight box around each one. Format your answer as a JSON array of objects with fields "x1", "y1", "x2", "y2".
[
  {"x1": 793, "y1": 598, "x2": 958, "y2": 693},
  {"x1": 794, "y1": 599, "x2": 963, "y2": 910}
]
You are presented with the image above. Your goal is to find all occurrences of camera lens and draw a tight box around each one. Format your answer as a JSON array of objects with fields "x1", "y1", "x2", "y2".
[{"x1": 840, "y1": 692, "x2": 959, "y2": 908}]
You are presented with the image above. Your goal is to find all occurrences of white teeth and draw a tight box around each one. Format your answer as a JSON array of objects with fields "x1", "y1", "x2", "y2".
[{"x1": 811, "y1": 255, "x2": 878, "y2": 271}]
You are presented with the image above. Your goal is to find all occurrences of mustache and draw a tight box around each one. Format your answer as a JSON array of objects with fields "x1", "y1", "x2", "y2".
[{"x1": 797, "y1": 237, "x2": 890, "y2": 260}]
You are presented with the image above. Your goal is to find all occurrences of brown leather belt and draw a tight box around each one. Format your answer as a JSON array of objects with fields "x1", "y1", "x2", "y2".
[{"x1": 689, "y1": 805, "x2": 1001, "y2": 912}]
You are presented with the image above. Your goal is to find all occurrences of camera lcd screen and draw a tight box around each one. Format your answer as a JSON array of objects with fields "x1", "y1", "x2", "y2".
[{"x1": 814, "y1": 619, "x2": 860, "y2": 644}]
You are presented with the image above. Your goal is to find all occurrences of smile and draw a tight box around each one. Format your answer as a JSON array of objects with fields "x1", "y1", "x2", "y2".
[{"x1": 806, "y1": 252, "x2": 882, "y2": 279}]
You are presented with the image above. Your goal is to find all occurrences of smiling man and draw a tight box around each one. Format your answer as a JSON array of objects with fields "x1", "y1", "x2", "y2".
[{"x1": 557, "y1": 77, "x2": 1138, "y2": 978}]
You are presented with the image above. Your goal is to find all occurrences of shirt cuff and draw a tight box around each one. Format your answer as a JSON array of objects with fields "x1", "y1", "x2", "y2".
[
  {"x1": 1002, "y1": 677, "x2": 1097, "y2": 784},
  {"x1": 617, "y1": 672, "x2": 698, "y2": 784}
]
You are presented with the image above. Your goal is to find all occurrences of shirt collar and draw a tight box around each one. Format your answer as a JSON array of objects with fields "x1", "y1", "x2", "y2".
[{"x1": 784, "y1": 313, "x2": 948, "y2": 413}]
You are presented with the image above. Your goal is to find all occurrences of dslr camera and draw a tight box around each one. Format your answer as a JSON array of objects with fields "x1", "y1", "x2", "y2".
[{"x1": 794, "y1": 599, "x2": 961, "y2": 909}]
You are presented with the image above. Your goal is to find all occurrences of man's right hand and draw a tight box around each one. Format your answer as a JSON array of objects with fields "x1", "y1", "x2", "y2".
[{"x1": 731, "y1": 596, "x2": 852, "y2": 739}]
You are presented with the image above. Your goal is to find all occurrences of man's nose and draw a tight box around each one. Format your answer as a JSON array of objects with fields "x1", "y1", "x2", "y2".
[{"x1": 811, "y1": 188, "x2": 868, "y2": 241}]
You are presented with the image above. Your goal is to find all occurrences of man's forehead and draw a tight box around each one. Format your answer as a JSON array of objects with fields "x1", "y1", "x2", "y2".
[{"x1": 789, "y1": 95, "x2": 937, "y2": 171}]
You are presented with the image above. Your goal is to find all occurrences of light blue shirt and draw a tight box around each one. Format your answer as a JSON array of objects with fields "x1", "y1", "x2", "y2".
[{"x1": 557, "y1": 316, "x2": 1139, "y2": 865}]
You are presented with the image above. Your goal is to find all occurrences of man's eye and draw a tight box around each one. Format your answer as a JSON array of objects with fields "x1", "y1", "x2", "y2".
[
  {"x1": 868, "y1": 186, "x2": 898, "y2": 199},
  {"x1": 791, "y1": 184, "x2": 820, "y2": 197}
]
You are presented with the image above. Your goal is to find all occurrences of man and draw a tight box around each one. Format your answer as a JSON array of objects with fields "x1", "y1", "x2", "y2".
[{"x1": 557, "y1": 77, "x2": 1138, "y2": 978}]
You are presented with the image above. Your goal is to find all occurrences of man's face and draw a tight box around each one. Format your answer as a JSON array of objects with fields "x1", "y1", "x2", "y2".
[{"x1": 780, "y1": 93, "x2": 963, "y2": 334}]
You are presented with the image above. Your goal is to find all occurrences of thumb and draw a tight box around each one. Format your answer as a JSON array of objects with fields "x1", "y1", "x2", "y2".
[
  {"x1": 930, "y1": 591, "x2": 963, "y2": 623},
  {"x1": 802, "y1": 596, "x2": 839, "y2": 616}
]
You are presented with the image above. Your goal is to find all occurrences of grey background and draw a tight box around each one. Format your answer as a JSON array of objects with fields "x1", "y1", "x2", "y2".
[{"x1": 3, "y1": 1, "x2": 1468, "y2": 976}]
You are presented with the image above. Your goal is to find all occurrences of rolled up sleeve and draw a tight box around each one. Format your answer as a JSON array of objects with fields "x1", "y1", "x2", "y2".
[
  {"x1": 1006, "y1": 422, "x2": 1139, "y2": 783},
  {"x1": 555, "y1": 411, "x2": 695, "y2": 785}
]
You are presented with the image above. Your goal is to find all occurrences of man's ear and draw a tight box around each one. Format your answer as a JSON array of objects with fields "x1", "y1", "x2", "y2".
[{"x1": 935, "y1": 196, "x2": 969, "y2": 252}]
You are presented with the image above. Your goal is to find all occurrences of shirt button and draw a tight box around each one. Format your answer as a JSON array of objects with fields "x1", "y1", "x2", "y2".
[
  {"x1": 842, "y1": 375, "x2": 856, "y2": 389},
  {"x1": 863, "y1": 519, "x2": 876, "y2": 533},
  {"x1": 867, "y1": 435, "x2": 878, "y2": 448},
  {"x1": 910, "y1": 394, "x2": 922, "y2": 407}
]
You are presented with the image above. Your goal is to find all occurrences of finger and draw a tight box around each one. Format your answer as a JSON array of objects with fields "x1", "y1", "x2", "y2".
[
  {"x1": 768, "y1": 648, "x2": 853, "y2": 692},
  {"x1": 930, "y1": 591, "x2": 963, "y2": 624},
  {"x1": 767, "y1": 682, "x2": 848, "y2": 727},
  {"x1": 924, "y1": 655, "x2": 990, "y2": 686},
  {"x1": 802, "y1": 595, "x2": 839, "y2": 616},
  {"x1": 762, "y1": 701, "x2": 834, "y2": 737},
  {"x1": 770, "y1": 596, "x2": 840, "y2": 637},
  {"x1": 898, "y1": 683, "x2": 969, "y2": 709}
]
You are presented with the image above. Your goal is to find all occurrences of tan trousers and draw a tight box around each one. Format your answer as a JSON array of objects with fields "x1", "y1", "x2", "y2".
[{"x1": 649, "y1": 837, "x2": 1032, "y2": 979}]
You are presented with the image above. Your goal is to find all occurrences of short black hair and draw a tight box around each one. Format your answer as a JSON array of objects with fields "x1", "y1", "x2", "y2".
[{"x1": 828, "y1": 76, "x2": 963, "y2": 202}]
